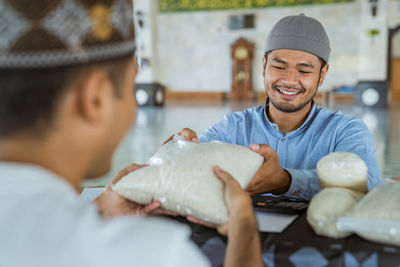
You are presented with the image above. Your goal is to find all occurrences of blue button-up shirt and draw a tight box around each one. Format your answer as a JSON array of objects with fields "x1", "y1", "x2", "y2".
[{"x1": 198, "y1": 102, "x2": 381, "y2": 201}]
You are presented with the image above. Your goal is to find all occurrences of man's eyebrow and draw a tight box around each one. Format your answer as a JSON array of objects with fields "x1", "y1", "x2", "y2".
[
  {"x1": 297, "y1": 62, "x2": 315, "y2": 69},
  {"x1": 272, "y1": 58, "x2": 288, "y2": 65},
  {"x1": 272, "y1": 58, "x2": 315, "y2": 69}
]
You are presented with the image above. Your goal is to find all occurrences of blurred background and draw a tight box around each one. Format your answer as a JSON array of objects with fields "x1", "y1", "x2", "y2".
[{"x1": 84, "y1": 0, "x2": 400, "y2": 186}]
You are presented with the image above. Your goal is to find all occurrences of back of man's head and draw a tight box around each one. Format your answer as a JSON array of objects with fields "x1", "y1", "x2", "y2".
[
  {"x1": 264, "y1": 14, "x2": 331, "y2": 64},
  {"x1": 0, "y1": 0, "x2": 136, "y2": 138}
]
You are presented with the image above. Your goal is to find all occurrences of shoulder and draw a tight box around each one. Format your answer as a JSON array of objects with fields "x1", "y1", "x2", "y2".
[
  {"x1": 0, "y1": 169, "x2": 209, "y2": 267},
  {"x1": 91, "y1": 217, "x2": 207, "y2": 266},
  {"x1": 99, "y1": 216, "x2": 193, "y2": 247},
  {"x1": 313, "y1": 105, "x2": 367, "y2": 130},
  {"x1": 224, "y1": 105, "x2": 265, "y2": 122},
  {"x1": 67, "y1": 209, "x2": 206, "y2": 266},
  {"x1": 200, "y1": 105, "x2": 266, "y2": 142}
]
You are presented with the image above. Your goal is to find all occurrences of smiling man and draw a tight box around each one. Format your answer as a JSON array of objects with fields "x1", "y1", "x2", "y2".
[{"x1": 175, "y1": 14, "x2": 381, "y2": 201}]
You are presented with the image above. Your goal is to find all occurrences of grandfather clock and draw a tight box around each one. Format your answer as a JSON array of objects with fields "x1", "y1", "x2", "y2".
[{"x1": 229, "y1": 38, "x2": 255, "y2": 100}]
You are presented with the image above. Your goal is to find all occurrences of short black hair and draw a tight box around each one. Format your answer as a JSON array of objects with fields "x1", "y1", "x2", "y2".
[{"x1": 0, "y1": 55, "x2": 132, "y2": 139}]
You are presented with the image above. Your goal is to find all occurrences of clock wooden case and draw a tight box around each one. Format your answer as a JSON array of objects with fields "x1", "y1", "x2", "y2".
[{"x1": 229, "y1": 38, "x2": 255, "y2": 100}]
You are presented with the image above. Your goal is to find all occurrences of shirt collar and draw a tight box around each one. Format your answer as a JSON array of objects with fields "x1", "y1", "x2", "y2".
[
  {"x1": 263, "y1": 99, "x2": 317, "y2": 137},
  {"x1": 0, "y1": 162, "x2": 78, "y2": 197}
]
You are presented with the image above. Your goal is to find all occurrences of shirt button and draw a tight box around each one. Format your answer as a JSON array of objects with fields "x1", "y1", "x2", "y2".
[
  {"x1": 273, "y1": 126, "x2": 276, "y2": 129},
  {"x1": 281, "y1": 138, "x2": 285, "y2": 142}
]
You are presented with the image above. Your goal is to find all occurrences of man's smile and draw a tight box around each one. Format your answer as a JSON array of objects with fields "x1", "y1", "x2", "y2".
[
  {"x1": 276, "y1": 87, "x2": 301, "y2": 96},
  {"x1": 273, "y1": 84, "x2": 304, "y2": 99}
]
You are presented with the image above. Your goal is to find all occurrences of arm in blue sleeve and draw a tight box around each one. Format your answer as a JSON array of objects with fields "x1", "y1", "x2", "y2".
[
  {"x1": 198, "y1": 115, "x2": 231, "y2": 143},
  {"x1": 281, "y1": 168, "x2": 320, "y2": 201},
  {"x1": 281, "y1": 119, "x2": 381, "y2": 201},
  {"x1": 334, "y1": 119, "x2": 381, "y2": 190},
  {"x1": 198, "y1": 125, "x2": 222, "y2": 143}
]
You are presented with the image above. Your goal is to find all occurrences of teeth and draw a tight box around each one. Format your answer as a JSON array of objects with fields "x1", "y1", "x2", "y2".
[{"x1": 278, "y1": 88, "x2": 300, "y2": 95}]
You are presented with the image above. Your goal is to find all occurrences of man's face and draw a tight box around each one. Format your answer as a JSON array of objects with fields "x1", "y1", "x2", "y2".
[
  {"x1": 262, "y1": 49, "x2": 328, "y2": 113},
  {"x1": 110, "y1": 59, "x2": 137, "y2": 145},
  {"x1": 88, "y1": 59, "x2": 137, "y2": 178}
]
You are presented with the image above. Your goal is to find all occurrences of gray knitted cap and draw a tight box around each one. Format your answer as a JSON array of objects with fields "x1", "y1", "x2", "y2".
[{"x1": 264, "y1": 14, "x2": 331, "y2": 62}]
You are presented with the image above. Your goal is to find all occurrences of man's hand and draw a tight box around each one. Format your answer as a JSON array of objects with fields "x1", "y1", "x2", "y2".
[
  {"x1": 95, "y1": 163, "x2": 176, "y2": 218},
  {"x1": 162, "y1": 128, "x2": 199, "y2": 145},
  {"x1": 246, "y1": 144, "x2": 291, "y2": 195},
  {"x1": 187, "y1": 166, "x2": 254, "y2": 236},
  {"x1": 188, "y1": 166, "x2": 263, "y2": 267}
]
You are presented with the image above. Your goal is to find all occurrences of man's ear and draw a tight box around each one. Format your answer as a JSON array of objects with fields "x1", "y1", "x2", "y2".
[
  {"x1": 262, "y1": 55, "x2": 267, "y2": 77},
  {"x1": 318, "y1": 63, "x2": 329, "y2": 87},
  {"x1": 74, "y1": 70, "x2": 113, "y2": 124}
]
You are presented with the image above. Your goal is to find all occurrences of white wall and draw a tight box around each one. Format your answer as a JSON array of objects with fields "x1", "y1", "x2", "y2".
[
  {"x1": 156, "y1": 0, "x2": 400, "y2": 92},
  {"x1": 358, "y1": 0, "x2": 389, "y2": 81},
  {"x1": 134, "y1": 0, "x2": 159, "y2": 83},
  {"x1": 157, "y1": 2, "x2": 362, "y2": 92},
  {"x1": 389, "y1": 0, "x2": 400, "y2": 58}
]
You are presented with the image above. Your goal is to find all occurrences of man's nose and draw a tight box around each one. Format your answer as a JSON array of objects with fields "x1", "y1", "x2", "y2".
[{"x1": 281, "y1": 70, "x2": 298, "y2": 85}]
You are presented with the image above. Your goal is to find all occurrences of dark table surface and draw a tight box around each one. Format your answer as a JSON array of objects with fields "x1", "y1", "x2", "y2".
[{"x1": 173, "y1": 212, "x2": 400, "y2": 267}]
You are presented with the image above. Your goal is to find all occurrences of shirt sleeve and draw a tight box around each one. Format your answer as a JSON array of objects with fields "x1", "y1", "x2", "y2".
[
  {"x1": 334, "y1": 118, "x2": 382, "y2": 190},
  {"x1": 281, "y1": 118, "x2": 382, "y2": 201},
  {"x1": 282, "y1": 168, "x2": 320, "y2": 201},
  {"x1": 198, "y1": 114, "x2": 231, "y2": 143},
  {"x1": 167, "y1": 238, "x2": 211, "y2": 267},
  {"x1": 82, "y1": 216, "x2": 211, "y2": 267}
]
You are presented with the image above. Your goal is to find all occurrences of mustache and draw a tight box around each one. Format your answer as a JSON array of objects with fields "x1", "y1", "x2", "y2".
[{"x1": 273, "y1": 83, "x2": 305, "y2": 92}]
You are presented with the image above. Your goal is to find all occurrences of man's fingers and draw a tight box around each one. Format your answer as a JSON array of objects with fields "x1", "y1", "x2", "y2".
[
  {"x1": 245, "y1": 162, "x2": 269, "y2": 193},
  {"x1": 141, "y1": 201, "x2": 178, "y2": 216},
  {"x1": 162, "y1": 135, "x2": 174, "y2": 145},
  {"x1": 162, "y1": 128, "x2": 199, "y2": 145},
  {"x1": 213, "y1": 166, "x2": 236, "y2": 185},
  {"x1": 142, "y1": 201, "x2": 161, "y2": 214},
  {"x1": 245, "y1": 186, "x2": 260, "y2": 195},
  {"x1": 188, "y1": 213, "x2": 228, "y2": 236},
  {"x1": 249, "y1": 144, "x2": 275, "y2": 160},
  {"x1": 118, "y1": 163, "x2": 146, "y2": 177},
  {"x1": 216, "y1": 224, "x2": 228, "y2": 236},
  {"x1": 151, "y1": 208, "x2": 178, "y2": 216},
  {"x1": 111, "y1": 163, "x2": 147, "y2": 185},
  {"x1": 248, "y1": 144, "x2": 277, "y2": 192},
  {"x1": 246, "y1": 180, "x2": 255, "y2": 191},
  {"x1": 178, "y1": 128, "x2": 199, "y2": 143},
  {"x1": 186, "y1": 216, "x2": 219, "y2": 229},
  {"x1": 246, "y1": 179, "x2": 259, "y2": 194}
]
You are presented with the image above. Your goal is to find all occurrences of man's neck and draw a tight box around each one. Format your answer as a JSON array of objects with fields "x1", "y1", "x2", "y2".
[
  {"x1": 266, "y1": 102, "x2": 313, "y2": 133},
  {"x1": 0, "y1": 137, "x2": 88, "y2": 192}
]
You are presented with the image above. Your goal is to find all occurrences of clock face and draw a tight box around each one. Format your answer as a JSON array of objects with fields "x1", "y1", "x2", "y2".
[{"x1": 235, "y1": 47, "x2": 248, "y2": 60}]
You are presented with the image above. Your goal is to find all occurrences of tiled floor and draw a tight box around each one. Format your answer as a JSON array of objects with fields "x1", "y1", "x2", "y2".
[{"x1": 84, "y1": 101, "x2": 400, "y2": 186}]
